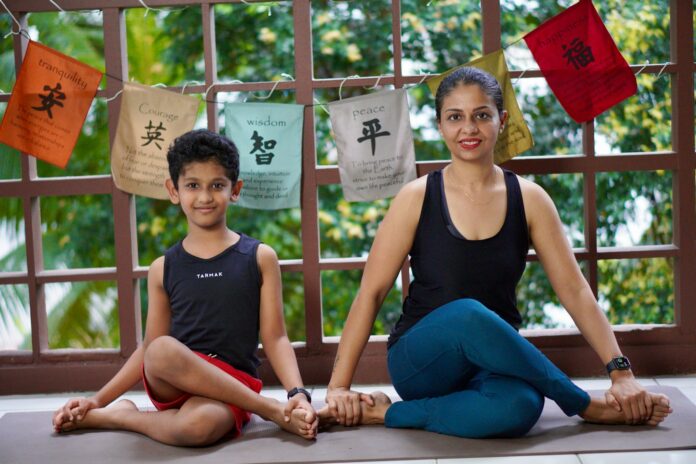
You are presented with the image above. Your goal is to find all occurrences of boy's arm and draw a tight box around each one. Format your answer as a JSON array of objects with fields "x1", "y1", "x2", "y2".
[
  {"x1": 53, "y1": 256, "x2": 171, "y2": 429},
  {"x1": 256, "y1": 245, "x2": 314, "y2": 415}
]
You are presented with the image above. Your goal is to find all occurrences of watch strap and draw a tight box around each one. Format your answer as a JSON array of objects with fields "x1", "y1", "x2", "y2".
[{"x1": 287, "y1": 387, "x2": 312, "y2": 403}]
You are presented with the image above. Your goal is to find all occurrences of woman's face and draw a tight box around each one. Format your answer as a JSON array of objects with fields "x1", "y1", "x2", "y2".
[{"x1": 437, "y1": 83, "x2": 508, "y2": 163}]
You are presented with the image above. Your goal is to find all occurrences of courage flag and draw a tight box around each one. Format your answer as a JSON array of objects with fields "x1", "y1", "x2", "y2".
[
  {"x1": 0, "y1": 41, "x2": 102, "y2": 168},
  {"x1": 524, "y1": 0, "x2": 636, "y2": 123},
  {"x1": 328, "y1": 89, "x2": 417, "y2": 202},
  {"x1": 224, "y1": 102, "x2": 304, "y2": 210},
  {"x1": 426, "y1": 49, "x2": 533, "y2": 164},
  {"x1": 111, "y1": 82, "x2": 200, "y2": 199}
]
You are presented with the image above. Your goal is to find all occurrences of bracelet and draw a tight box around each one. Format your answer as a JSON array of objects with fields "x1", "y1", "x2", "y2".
[{"x1": 287, "y1": 386, "x2": 312, "y2": 403}]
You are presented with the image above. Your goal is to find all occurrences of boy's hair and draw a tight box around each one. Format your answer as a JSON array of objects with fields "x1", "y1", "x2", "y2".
[
  {"x1": 435, "y1": 67, "x2": 504, "y2": 122},
  {"x1": 167, "y1": 129, "x2": 240, "y2": 187}
]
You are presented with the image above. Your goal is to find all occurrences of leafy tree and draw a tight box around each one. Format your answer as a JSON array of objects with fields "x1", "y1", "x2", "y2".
[{"x1": 0, "y1": 0, "x2": 679, "y2": 350}]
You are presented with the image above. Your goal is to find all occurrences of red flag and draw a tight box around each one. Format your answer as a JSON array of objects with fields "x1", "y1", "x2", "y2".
[
  {"x1": 0, "y1": 41, "x2": 102, "y2": 168},
  {"x1": 523, "y1": 0, "x2": 636, "y2": 123}
]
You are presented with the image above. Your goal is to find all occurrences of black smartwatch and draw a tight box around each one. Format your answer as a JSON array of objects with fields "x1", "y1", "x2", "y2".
[
  {"x1": 606, "y1": 356, "x2": 631, "y2": 374},
  {"x1": 287, "y1": 387, "x2": 312, "y2": 403}
]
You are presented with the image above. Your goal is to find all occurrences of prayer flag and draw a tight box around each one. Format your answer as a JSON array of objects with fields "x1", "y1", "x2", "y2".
[
  {"x1": 224, "y1": 103, "x2": 304, "y2": 210},
  {"x1": 111, "y1": 82, "x2": 199, "y2": 199},
  {"x1": 523, "y1": 0, "x2": 636, "y2": 123},
  {"x1": 328, "y1": 89, "x2": 417, "y2": 202},
  {"x1": 426, "y1": 49, "x2": 533, "y2": 164},
  {"x1": 0, "y1": 41, "x2": 102, "y2": 168}
]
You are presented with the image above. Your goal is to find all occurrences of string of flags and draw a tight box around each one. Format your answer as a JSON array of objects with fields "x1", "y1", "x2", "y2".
[{"x1": 0, "y1": 0, "x2": 652, "y2": 208}]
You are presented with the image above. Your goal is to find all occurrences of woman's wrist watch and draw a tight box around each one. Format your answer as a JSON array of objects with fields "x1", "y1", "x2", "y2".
[
  {"x1": 606, "y1": 356, "x2": 631, "y2": 374},
  {"x1": 287, "y1": 387, "x2": 312, "y2": 403}
]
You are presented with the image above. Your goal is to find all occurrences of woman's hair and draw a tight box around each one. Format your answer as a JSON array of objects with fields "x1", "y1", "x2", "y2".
[
  {"x1": 435, "y1": 67, "x2": 504, "y2": 121},
  {"x1": 167, "y1": 129, "x2": 240, "y2": 188}
]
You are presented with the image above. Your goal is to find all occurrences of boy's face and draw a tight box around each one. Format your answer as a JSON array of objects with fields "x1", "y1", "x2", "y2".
[{"x1": 165, "y1": 160, "x2": 243, "y2": 231}]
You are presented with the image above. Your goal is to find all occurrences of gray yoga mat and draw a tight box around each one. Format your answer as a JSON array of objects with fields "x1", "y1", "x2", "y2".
[{"x1": 0, "y1": 386, "x2": 693, "y2": 464}]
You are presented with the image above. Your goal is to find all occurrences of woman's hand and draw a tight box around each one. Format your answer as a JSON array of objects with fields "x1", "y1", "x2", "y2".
[
  {"x1": 325, "y1": 387, "x2": 374, "y2": 426},
  {"x1": 605, "y1": 373, "x2": 652, "y2": 424}
]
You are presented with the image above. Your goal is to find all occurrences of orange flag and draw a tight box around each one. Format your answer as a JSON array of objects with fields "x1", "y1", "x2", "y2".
[{"x1": 0, "y1": 41, "x2": 103, "y2": 168}]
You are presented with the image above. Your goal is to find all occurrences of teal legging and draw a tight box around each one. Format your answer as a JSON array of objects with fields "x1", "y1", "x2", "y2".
[{"x1": 385, "y1": 298, "x2": 591, "y2": 438}]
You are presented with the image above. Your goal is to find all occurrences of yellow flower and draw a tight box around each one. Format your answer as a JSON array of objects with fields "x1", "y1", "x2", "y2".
[
  {"x1": 347, "y1": 224, "x2": 365, "y2": 239},
  {"x1": 259, "y1": 27, "x2": 277, "y2": 44},
  {"x1": 346, "y1": 44, "x2": 362, "y2": 63},
  {"x1": 322, "y1": 30, "x2": 342, "y2": 43},
  {"x1": 150, "y1": 216, "x2": 166, "y2": 236},
  {"x1": 321, "y1": 46, "x2": 335, "y2": 56}
]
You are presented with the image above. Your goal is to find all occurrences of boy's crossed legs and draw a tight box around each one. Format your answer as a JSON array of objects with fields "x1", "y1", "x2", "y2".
[{"x1": 54, "y1": 336, "x2": 316, "y2": 446}]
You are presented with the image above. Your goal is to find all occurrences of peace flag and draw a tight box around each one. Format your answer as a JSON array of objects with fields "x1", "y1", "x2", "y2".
[
  {"x1": 0, "y1": 41, "x2": 102, "y2": 168},
  {"x1": 328, "y1": 89, "x2": 417, "y2": 202},
  {"x1": 224, "y1": 102, "x2": 304, "y2": 210},
  {"x1": 426, "y1": 49, "x2": 534, "y2": 164},
  {"x1": 524, "y1": 0, "x2": 636, "y2": 123},
  {"x1": 111, "y1": 82, "x2": 200, "y2": 199}
]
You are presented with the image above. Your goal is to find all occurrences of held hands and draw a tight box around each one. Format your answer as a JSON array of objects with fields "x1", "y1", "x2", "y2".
[
  {"x1": 282, "y1": 394, "x2": 318, "y2": 439},
  {"x1": 52, "y1": 396, "x2": 100, "y2": 432},
  {"x1": 325, "y1": 386, "x2": 375, "y2": 426}
]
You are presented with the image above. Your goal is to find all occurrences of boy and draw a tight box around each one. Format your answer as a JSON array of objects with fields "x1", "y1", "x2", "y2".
[{"x1": 52, "y1": 129, "x2": 318, "y2": 445}]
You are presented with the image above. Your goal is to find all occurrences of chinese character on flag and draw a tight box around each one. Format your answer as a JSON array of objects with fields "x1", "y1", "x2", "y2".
[
  {"x1": 523, "y1": 0, "x2": 636, "y2": 123},
  {"x1": 0, "y1": 41, "x2": 103, "y2": 168}
]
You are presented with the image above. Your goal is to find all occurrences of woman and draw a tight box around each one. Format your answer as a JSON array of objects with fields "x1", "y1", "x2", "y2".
[{"x1": 321, "y1": 67, "x2": 672, "y2": 438}]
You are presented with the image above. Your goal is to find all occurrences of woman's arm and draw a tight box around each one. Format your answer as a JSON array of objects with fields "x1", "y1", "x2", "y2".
[
  {"x1": 521, "y1": 178, "x2": 652, "y2": 423},
  {"x1": 326, "y1": 177, "x2": 426, "y2": 425}
]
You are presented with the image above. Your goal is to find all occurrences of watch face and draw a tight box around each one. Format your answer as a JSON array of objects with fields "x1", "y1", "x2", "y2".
[{"x1": 615, "y1": 357, "x2": 630, "y2": 369}]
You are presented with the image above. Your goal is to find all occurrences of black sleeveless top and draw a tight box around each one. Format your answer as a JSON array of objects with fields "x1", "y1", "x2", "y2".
[
  {"x1": 388, "y1": 169, "x2": 529, "y2": 348},
  {"x1": 164, "y1": 233, "x2": 261, "y2": 377}
]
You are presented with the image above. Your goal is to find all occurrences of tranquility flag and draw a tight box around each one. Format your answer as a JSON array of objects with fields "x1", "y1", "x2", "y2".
[
  {"x1": 0, "y1": 41, "x2": 102, "y2": 168},
  {"x1": 224, "y1": 102, "x2": 304, "y2": 210},
  {"x1": 426, "y1": 49, "x2": 533, "y2": 165},
  {"x1": 524, "y1": 0, "x2": 636, "y2": 123},
  {"x1": 328, "y1": 89, "x2": 417, "y2": 202},
  {"x1": 111, "y1": 82, "x2": 199, "y2": 199}
]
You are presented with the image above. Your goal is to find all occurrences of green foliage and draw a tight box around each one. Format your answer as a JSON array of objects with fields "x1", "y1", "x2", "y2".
[{"x1": 0, "y1": 1, "x2": 680, "y2": 350}]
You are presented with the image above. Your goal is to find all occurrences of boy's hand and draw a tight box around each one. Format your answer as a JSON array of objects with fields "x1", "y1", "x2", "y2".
[
  {"x1": 52, "y1": 397, "x2": 99, "y2": 432},
  {"x1": 326, "y1": 387, "x2": 374, "y2": 426},
  {"x1": 283, "y1": 395, "x2": 318, "y2": 439}
]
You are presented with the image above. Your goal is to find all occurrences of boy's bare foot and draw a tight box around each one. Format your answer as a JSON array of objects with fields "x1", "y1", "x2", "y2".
[
  {"x1": 57, "y1": 399, "x2": 138, "y2": 432},
  {"x1": 358, "y1": 391, "x2": 391, "y2": 426},
  {"x1": 580, "y1": 392, "x2": 672, "y2": 426},
  {"x1": 268, "y1": 400, "x2": 317, "y2": 440}
]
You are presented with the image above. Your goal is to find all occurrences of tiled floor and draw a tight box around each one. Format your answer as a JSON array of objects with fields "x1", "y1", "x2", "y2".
[{"x1": 1, "y1": 376, "x2": 695, "y2": 464}]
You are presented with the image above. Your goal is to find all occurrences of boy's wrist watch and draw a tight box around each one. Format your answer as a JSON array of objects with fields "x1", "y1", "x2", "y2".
[
  {"x1": 606, "y1": 356, "x2": 631, "y2": 374},
  {"x1": 287, "y1": 387, "x2": 312, "y2": 403}
]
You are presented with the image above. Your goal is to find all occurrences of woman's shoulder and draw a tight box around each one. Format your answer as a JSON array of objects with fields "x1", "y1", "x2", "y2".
[{"x1": 391, "y1": 172, "x2": 428, "y2": 212}]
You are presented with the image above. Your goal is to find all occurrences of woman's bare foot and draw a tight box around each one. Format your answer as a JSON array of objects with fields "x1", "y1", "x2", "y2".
[
  {"x1": 58, "y1": 399, "x2": 138, "y2": 432},
  {"x1": 316, "y1": 405, "x2": 340, "y2": 429},
  {"x1": 358, "y1": 391, "x2": 392, "y2": 426},
  {"x1": 646, "y1": 393, "x2": 672, "y2": 426},
  {"x1": 580, "y1": 392, "x2": 672, "y2": 426}
]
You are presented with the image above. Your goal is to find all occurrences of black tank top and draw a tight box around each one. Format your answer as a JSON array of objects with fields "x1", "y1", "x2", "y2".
[
  {"x1": 388, "y1": 169, "x2": 529, "y2": 348},
  {"x1": 164, "y1": 233, "x2": 261, "y2": 377}
]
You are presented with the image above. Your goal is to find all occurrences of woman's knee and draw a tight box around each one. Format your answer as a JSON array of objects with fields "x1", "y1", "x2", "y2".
[{"x1": 499, "y1": 388, "x2": 544, "y2": 437}]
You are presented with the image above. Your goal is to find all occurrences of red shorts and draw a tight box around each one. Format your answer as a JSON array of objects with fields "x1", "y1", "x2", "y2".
[{"x1": 142, "y1": 351, "x2": 263, "y2": 438}]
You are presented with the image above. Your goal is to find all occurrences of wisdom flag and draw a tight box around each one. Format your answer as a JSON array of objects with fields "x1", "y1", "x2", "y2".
[
  {"x1": 524, "y1": 0, "x2": 636, "y2": 122},
  {"x1": 426, "y1": 49, "x2": 533, "y2": 165},
  {"x1": 224, "y1": 102, "x2": 304, "y2": 210},
  {"x1": 328, "y1": 89, "x2": 417, "y2": 202},
  {"x1": 111, "y1": 82, "x2": 199, "y2": 199},
  {"x1": 0, "y1": 41, "x2": 102, "y2": 168}
]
